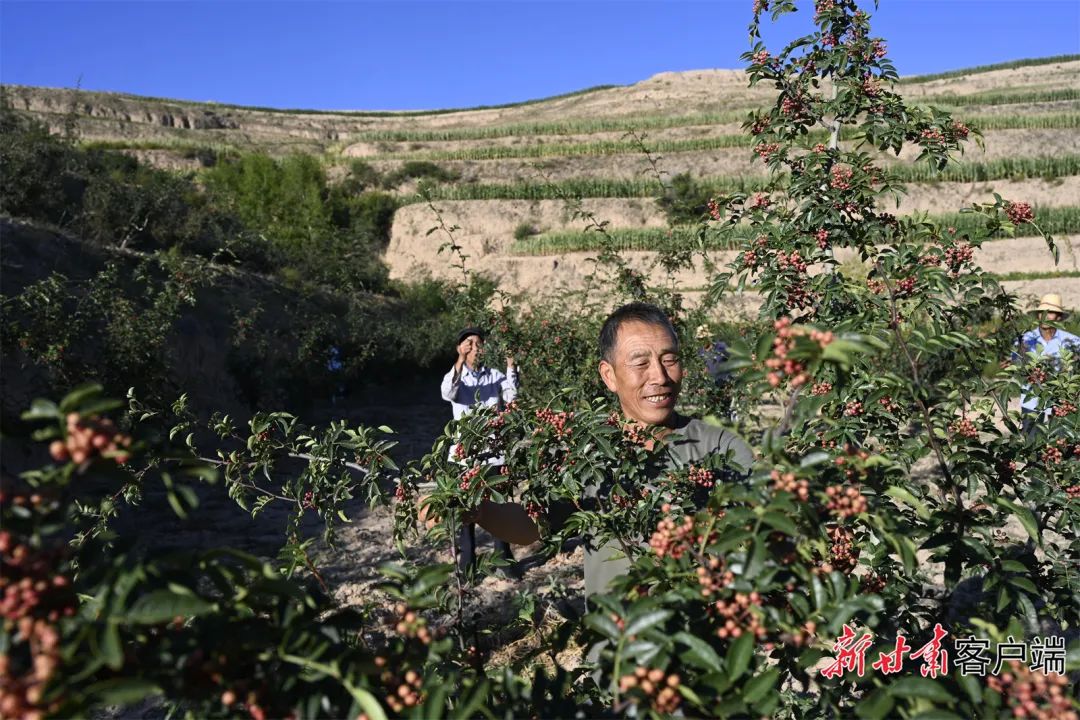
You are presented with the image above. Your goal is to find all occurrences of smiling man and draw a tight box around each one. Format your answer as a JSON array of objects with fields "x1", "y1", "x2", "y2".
[{"x1": 471, "y1": 302, "x2": 753, "y2": 598}]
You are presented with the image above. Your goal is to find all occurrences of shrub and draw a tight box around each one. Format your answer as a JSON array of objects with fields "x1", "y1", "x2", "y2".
[
  {"x1": 381, "y1": 160, "x2": 460, "y2": 189},
  {"x1": 512, "y1": 222, "x2": 539, "y2": 241},
  {"x1": 341, "y1": 158, "x2": 382, "y2": 192}
]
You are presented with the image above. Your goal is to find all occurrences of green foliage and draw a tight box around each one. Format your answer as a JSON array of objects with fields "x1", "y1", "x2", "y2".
[
  {"x1": 411, "y1": 155, "x2": 1080, "y2": 206},
  {"x1": 0, "y1": 107, "x2": 276, "y2": 270},
  {"x1": 420, "y1": 175, "x2": 767, "y2": 203},
  {"x1": 2, "y1": 256, "x2": 201, "y2": 398},
  {"x1": 512, "y1": 222, "x2": 539, "y2": 242},
  {"x1": 512, "y1": 206, "x2": 1080, "y2": 255},
  {"x1": 921, "y1": 86, "x2": 1080, "y2": 108},
  {"x1": 203, "y1": 153, "x2": 394, "y2": 291},
  {"x1": 341, "y1": 159, "x2": 383, "y2": 193},
  {"x1": 369, "y1": 133, "x2": 761, "y2": 163},
  {"x1": 4, "y1": 9, "x2": 1080, "y2": 720},
  {"x1": 380, "y1": 160, "x2": 460, "y2": 189}
]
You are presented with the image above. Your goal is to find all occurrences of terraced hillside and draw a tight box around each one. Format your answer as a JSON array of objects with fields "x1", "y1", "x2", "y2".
[{"x1": 5, "y1": 54, "x2": 1078, "y2": 313}]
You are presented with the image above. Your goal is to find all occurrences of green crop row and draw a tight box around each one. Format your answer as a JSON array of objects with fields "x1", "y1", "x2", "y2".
[
  {"x1": 417, "y1": 175, "x2": 769, "y2": 203},
  {"x1": 511, "y1": 206, "x2": 1080, "y2": 256},
  {"x1": 369, "y1": 133, "x2": 766, "y2": 162},
  {"x1": 901, "y1": 54, "x2": 1080, "y2": 84},
  {"x1": 935, "y1": 205, "x2": 1080, "y2": 238},
  {"x1": 409, "y1": 155, "x2": 1080, "y2": 204},
  {"x1": 992, "y1": 270, "x2": 1080, "y2": 281},
  {"x1": 365, "y1": 114, "x2": 1079, "y2": 164},
  {"x1": 920, "y1": 87, "x2": 1080, "y2": 108},
  {"x1": 968, "y1": 112, "x2": 1080, "y2": 130},
  {"x1": 347, "y1": 104, "x2": 1078, "y2": 149},
  {"x1": 510, "y1": 226, "x2": 752, "y2": 255},
  {"x1": 347, "y1": 108, "x2": 758, "y2": 144},
  {"x1": 894, "y1": 155, "x2": 1080, "y2": 183}
]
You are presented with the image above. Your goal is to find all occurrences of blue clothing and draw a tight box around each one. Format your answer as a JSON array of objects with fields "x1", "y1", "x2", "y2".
[
  {"x1": 1017, "y1": 327, "x2": 1080, "y2": 412},
  {"x1": 700, "y1": 341, "x2": 732, "y2": 385}
]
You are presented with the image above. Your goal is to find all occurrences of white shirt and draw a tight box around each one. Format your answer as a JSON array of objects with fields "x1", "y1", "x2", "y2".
[
  {"x1": 440, "y1": 364, "x2": 518, "y2": 419},
  {"x1": 440, "y1": 364, "x2": 518, "y2": 466},
  {"x1": 1017, "y1": 327, "x2": 1080, "y2": 412}
]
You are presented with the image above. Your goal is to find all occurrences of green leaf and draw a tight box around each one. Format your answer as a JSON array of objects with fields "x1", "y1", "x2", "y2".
[
  {"x1": 86, "y1": 678, "x2": 162, "y2": 706},
  {"x1": 743, "y1": 539, "x2": 765, "y2": 579},
  {"x1": 994, "y1": 498, "x2": 1040, "y2": 545},
  {"x1": 674, "y1": 631, "x2": 724, "y2": 673},
  {"x1": 761, "y1": 511, "x2": 798, "y2": 536},
  {"x1": 725, "y1": 631, "x2": 753, "y2": 681},
  {"x1": 59, "y1": 383, "x2": 105, "y2": 413},
  {"x1": 957, "y1": 673, "x2": 982, "y2": 704},
  {"x1": 885, "y1": 486, "x2": 930, "y2": 520},
  {"x1": 584, "y1": 613, "x2": 620, "y2": 641},
  {"x1": 348, "y1": 686, "x2": 388, "y2": 720},
  {"x1": 624, "y1": 609, "x2": 672, "y2": 637},
  {"x1": 126, "y1": 590, "x2": 215, "y2": 624},
  {"x1": 910, "y1": 711, "x2": 965, "y2": 720},
  {"x1": 856, "y1": 688, "x2": 895, "y2": 720},
  {"x1": 887, "y1": 677, "x2": 953, "y2": 702},
  {"x1": 100, "y1": 622, "x2": 123, "y2": 670},
  {"x1": 22, "y1": 398, "x2": 60, "y2": 420},
  {"x1": 742, "y1": 667, "x2": 779, "y2": 703},
  {"x1": 1008, "y1": 576, "x2": 1038, "y2": 594}
]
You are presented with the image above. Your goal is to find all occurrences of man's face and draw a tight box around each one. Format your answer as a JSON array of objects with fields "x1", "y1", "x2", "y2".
[
  {"x1": 1040, "y1": 311, "x2": 1061, "y2": 328},
  {"x1": 599, "y1": 320, "x2": 683, "y2": 427},
  {"x1": 463, "y1": 335, "x2": 484, "y2": 365}
]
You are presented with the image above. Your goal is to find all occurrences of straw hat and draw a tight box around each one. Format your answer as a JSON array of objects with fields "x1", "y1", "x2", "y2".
[{"x1": 1032, "y1": 293, "x2": 1068, "y2": 317}]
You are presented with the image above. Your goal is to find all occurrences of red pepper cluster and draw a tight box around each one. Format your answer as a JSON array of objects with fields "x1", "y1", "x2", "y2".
[
  {"x1": 49, "y1": 412, "x2": 132, "y2": 466},
  {"x1": 1005, "y1": 201, "x2": 1034, "y2": 225},
  {"x1": 713, "y1": 591, "x2": 766, "y2": 642},
  {"x1": 986, "y1": 661, "x2": 1075, "y2": 720},
  {"x1": 949, "y1": 417, "x2": 979, "y2": 439},
  {"x1": 771, "y1": 470, "x2": 810, "y2": 501},
  {"x1": 825, "y1": 484, "x2": 867, "y2": 519},
  {"x1": 392, "y1": 603, "x2": 433, "y2": 645},
  {"x1": 618, "y1": 667, "x2": 682, "y2": 714}
]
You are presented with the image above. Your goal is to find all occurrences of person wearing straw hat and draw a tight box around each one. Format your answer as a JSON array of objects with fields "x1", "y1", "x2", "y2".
[{"x1": 1017, "y1": 294, "x2": 1079, "y2": 430}]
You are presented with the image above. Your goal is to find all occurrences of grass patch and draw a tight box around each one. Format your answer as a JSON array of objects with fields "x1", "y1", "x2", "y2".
[
  {"x1": 511, "y1": 206, "x2": 1080, "y2": 256},
  {"x1": 410, "y1": 155, "x2": 1080, "y2": 204},
  {"x1": 968, "y1": 112, "x2": 1080, "y2": 130},
  {"x1": 921, "y1": 87, "x2": 1080, "y2": 108},
  {"x1": 901, "y1": 55, "x2": 1080, "y2": 84},
  {"x1": 368, "y1": 134, "x2": 762, "y2": 162},
  {"x1": 991, "y1": 270, "x2": 1080, "y2": 281},
  {"x1": 364, "y1": 115, "x2": 1080, "y2": 163},
  {"x1": 510, "y1": 226, "x2": 747, "y2": 254},
  {"x1": 418, "y1": 176, "x2": 764, "y2": 203},
  {"x1": 347, "y1": 109, "x2": 1079, "y2": 151},
  {"x1": 347, "y1": 108, "x2": 759, "y2": 143}
]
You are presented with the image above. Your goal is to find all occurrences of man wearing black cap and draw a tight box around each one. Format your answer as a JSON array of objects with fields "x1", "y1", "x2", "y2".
[{"x1": 440, "y1": 327, "x2": 520, "y2": 576}]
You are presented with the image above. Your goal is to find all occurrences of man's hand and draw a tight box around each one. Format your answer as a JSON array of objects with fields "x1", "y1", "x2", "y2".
[
  {"x1": 455, "y1": 337, "x2": 474, "y2": 373},
  {"x1": 506, "y1": 355, "x2": 515, "y2": 372},
  {"x1": 457, "y1": 337, "x2": 474, "y2": 362},
  {"x1": 417, "y1": 494, "x2": 482, "y2": 530}
]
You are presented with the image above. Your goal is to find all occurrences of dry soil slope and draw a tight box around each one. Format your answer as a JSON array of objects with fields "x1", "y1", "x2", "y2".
[{"x1": 4, "y1": 58, "x2": 1078, "y2": 309}]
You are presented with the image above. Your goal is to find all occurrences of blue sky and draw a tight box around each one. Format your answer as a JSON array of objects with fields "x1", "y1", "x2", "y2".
[{"x1": 2, "y1": 1, "x2": 1078, "y2": 111}]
